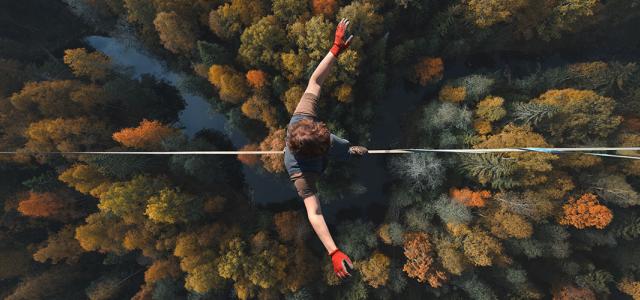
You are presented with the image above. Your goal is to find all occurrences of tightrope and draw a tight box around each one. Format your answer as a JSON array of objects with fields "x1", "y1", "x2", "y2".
[{"x1": 1, "y1": 147, "x2": 639, "y2": 159}]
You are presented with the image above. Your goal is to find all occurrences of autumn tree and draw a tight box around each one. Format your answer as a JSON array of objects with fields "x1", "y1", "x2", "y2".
[
  {"x1": 154, "y1": 11, "x2": 197, "y2": 54},
  {"x1": 439, "y1": 85, "x2": 467, "y2": 103},
  {"x1": 559, "y1": 193, "x2": 613, "y2": 229},
  {"x1": 23, "y1": 117, "x2": 111, "y2": 155},
  {"x1": 112, "y1": 119, "x2": 179, "y2": 150},
  {"x1": 488, "y1": 209, "x2": 533, "y2": 239},
  {"x1": 312, "y1": 0, "x2": 337, "y2": 17},
  {"x1": 17, "y1": 191, "x2": 79, "y2": 221},
  {"x1": 434, "y1": 236, "x2": 467, "y2": 275},
  {"x1": 10, "y1": 80, "x2": 98, "y2": 119},
  {"x1": 333, "y1": 83, "x2": 353, "y2": 103},
  {"x1": 208, "y1": 65, "x2": 249, "y2": 103},
  {"x1": 463, "y1": 0, "x2": 527, "y2": 28},
  {"x1": 75, "y1": 212, "x2": 128, "y2": 254},
  {"x1": 359, "y1": 252, "x2": 390, "y2": 288},
  {"x1": 239, "y1": 15, "x2": 287, "y2": 68},
  {"x1": 245, "y1": 69, "x2": 268, "y2": 90},
  {"x1": 97, "y1": 174, "x2": 170, "y2": 224},
  {"x1": 474, "y1": 96, "x2": 506, "y2": 134},
  {"x1": 450, "y1": 187, "x2": 491, "y2": 207},
  {"x1": 281, "y1": 51, "x2": 310, "y2": 81},
  {"x1": 463, "y1": 0, "x2": 599, "y2": 41},
  {"x1": 272, "y1": 0, "x2": 309, "y2": 22},
  {"x1": 63, "y1": 48, "x2": 111, "y2": 81},
  {"x1": 208, "y1": 0, "x2": 268, "y2": 40},
  {"x1": 259, "y1": 129, "x2": 286, "y2": 173},
  {"x1": 402, "y1": 232, "x2": 447, "y2": 288},
  {"x1": 462, "y1": 226, "x2": 504, "y2": 267},
  {"x1": 173, "y1": 225, "x2": 229, "y2": 293},
  {"x1": 472, "y1": 124, "x2": 557, "y2": 187},
  {"x1": 145, "y1": 187, "x2": 202, "y2": 224},
  {"x1": 553, "y1": 285, "x2": 596, "y2": 300},
  {"x1": 237, "y1": 143, "x2": 260, "y2": 166},
  {"x1": 33, "y1": 225, "x2": 84, "y2": 264},
  {"x1": 336, "y1": 1, "x2": 384, "y2": 43},
  {"x1": 377, "y1": 222, "x2": 405, "y2": 246},
  {"x1": 531, "y1": 89, "x2": 621, "y2": 144},
  {"x1": 241, "y1": 95, "x2": 279, "y2": 129},
  {"x1": 288, "y1": 15, "x2": 333, "y2": 61},
  {"x1": 282, "y1": 85, "x2": 305, "y2": 113},
  {"x1": 412, "y1": 57, "x2": 444, "y2": 86},
  {"x1": 274, "y1": 210, "x2": 310, "y2": 242},
  {"x1": 618, "y1": 279, "x2": 640, "y2": 300},
  {"x1": 144, "y1": 258, "x2": 182, "y2": 284}
]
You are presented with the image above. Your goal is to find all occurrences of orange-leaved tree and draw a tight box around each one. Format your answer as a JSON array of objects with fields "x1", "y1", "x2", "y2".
[
  {"x1": 237, "y1": 144, "x2": 260, "y2": 166},
  {"x1": 259, "y1": 129, "x2": 286, "y2": 173},
  {"x1": 552, "y1": 284, "x2": 596, "y2": 300},
  {"x1": 241, "y1": 95, "x2": 279, "y2": 129},
  {"x1": 412, "y1": 57, "x2": 444, "y2": 86},
  {"x1": 245, "y1": 69, "x2": 268, "y2": 90},
  {"x1": 312, "y1": 0, "x2": 338, "y2": 17},
  {"x1": 17, "y1": 191, "x2": 77, "y2": 221},
  {"x1": 402, "y1": 232, "x2": 448, "y2": 288},
  {"x1": 450, "y1": 187, "x2": 491, "y2": 207},
  {"x1": 559, "y1": 193, "x2": 613, "y2": 229},
  {"x1": 112, "y1": 119, "x2": 179, "y2": 150}
]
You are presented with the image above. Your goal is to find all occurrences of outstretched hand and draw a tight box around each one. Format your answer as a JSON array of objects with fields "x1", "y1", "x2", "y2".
[
  {"x1": 330, "y1": 249, "x2": 354, "y2": 278},
  {"x1": 330, "y1": 18, "x2": 354, "y2": 57}
]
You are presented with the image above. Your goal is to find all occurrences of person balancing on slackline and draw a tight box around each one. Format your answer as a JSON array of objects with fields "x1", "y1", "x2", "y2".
[{"x1": 284, "y1": 18, "x2": 368, "y2": 279}]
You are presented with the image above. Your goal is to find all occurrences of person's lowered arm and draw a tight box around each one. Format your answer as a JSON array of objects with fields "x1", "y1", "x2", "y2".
[
  {"x1": 304, "y1": 195, "x2": 353, "y2": 278},
  {"x1": 304, "y1": 18, "x2": 353, "y2": 97}
]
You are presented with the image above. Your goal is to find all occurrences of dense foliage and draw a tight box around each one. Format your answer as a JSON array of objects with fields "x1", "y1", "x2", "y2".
[{"x1": 2, "y1": 0, "x2": 640, "y2": 299}]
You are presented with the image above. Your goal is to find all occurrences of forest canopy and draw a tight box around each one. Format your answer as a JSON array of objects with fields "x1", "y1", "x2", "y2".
[{"x1": 1, "y1": 0, "x2": 640, "y2": 299}]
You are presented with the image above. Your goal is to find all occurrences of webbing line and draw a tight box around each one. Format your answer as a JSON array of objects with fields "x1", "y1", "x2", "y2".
[{"x1": 0, "y1": 147, "x2": 639, "y2": 159}]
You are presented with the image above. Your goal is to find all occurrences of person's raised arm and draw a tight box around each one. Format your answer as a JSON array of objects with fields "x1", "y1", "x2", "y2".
[{"x1": 304, "y1": 18, "x2": 353, "y2": 97}]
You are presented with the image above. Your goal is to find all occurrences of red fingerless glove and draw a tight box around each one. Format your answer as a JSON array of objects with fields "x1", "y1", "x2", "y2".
[
  {"x1": 330, "y1": 18, "x2": 354, "y2": 57},
  {"x1": 329, "y1": 248, "x2": 353, "y2": 278}
]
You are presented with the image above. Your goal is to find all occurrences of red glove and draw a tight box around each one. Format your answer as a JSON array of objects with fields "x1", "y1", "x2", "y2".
[
  {"x1": 329, "y1": 248, "x2": 353, "y2": 278},
  {"x1": 330, "y1": 18, "x2": 354, "y2": 57}
]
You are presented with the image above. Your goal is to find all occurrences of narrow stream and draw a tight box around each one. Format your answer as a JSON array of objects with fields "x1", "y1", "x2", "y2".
[{"x1": 86, "y1": 36, "x2": 297, "y2": 204}]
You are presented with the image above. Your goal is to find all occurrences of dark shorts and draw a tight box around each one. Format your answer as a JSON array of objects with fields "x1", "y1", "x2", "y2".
[{"x1": 291, "y1": 172, "x2": 319, "y2": 199}]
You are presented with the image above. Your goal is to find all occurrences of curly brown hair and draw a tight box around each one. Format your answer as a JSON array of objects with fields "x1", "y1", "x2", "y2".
[{"x1": 286, "y1": 118, "x2": 330, "y2": 158}]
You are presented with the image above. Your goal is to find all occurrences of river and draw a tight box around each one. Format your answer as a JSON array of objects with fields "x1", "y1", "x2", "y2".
[
  {"x1": 85, "y1": 35, "x2": 428, "y2": 218},
  {"x1": 86, "y1": 36, "x2": 297, "y2": 204}
]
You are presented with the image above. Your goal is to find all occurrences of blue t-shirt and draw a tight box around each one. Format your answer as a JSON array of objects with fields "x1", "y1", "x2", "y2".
[{"x1": 284, "y1": 114, "x2": 351, "y2": 178}]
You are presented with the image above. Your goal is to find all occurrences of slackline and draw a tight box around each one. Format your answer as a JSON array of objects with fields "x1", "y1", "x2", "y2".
[{"x1": 1, "y1": 147, "x2": 640, "y2": 159}]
